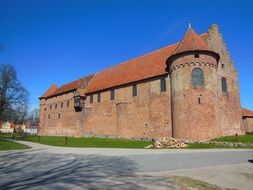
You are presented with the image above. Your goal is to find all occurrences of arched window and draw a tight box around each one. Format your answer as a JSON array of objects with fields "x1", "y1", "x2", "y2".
[
  {"x1": 222, "y1": 77, "x2": 227, "y2": 93},
  {"x1": 192, "y1": 68, "x2": 204, "y2": 87}
]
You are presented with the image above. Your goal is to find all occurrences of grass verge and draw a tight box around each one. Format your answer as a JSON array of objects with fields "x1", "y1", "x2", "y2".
[
  {"x1": 0, "y1": 139, "x2": 30, "y2": 151},
  {"x1": 0, "y1": 133, "x2": 252, "y2": 149},
  {"x1": 212, "y1": 134, "x2": 253, "y2": 143},
  {"x1": 0, "y1": 133, "x2": 151, "y2": 148},
  {"x1": 28, "y1": 136, "x2": 152, "y2": 148}
]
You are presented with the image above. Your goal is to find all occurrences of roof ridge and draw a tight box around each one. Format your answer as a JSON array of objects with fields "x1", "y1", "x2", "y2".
[
  {"x1": 92, "y1": 42, "x2": 179, "y2": 75},
  {"x1": 91, "y1": 32, "x2": 208, "y2": 76},
  {"x1": 40, "y1": 32, "x2": 209, "y2": 97},
  {"x1": 56, "y1": 74, "x2": 94, "y2": 89}
]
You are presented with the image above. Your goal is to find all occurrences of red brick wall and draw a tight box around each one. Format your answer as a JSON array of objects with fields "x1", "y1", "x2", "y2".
[
  {"x1": 83, "y1": 77, "x2": 172, "y2": 139},
  {"x1": 169, "y1": 53, "x2": 221, "y2": 141},
  {"x1": 39, "y1": 92, "x2": 83, "y2": 137},
  {"x1": 242, "y1": 118, "x2": 253, "y2": 133}
]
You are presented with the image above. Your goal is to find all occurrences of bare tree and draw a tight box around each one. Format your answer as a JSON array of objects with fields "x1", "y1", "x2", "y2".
[
  {"x1": 28, "y1": 108, "x2": 39, "y2": 125},
  {"x1": 0, "y1": 64, "x2": 29, "y2": 123}
]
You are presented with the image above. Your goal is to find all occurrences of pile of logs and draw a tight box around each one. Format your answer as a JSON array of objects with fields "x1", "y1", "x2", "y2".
[{"x1": 145, "y1": 137, "x2": 188, "y2": 149}]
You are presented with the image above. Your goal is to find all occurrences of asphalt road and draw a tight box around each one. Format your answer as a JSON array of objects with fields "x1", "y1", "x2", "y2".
[{"x1": 0, "y1": 140, "x2": 253, "y2": 190}]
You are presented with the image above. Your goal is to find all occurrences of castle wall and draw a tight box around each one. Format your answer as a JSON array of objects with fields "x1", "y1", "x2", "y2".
[
  {"x1": 39, "y1": 24, "x2": 244, "y2": 141},
  {"x1": 39, "y1": 76, "x2": 172, "y2": 139},
  {"x1": 83, "y1": 76, "x2": 172, "y2": 139},
  {"x1": 39, "y1": 92, "x2": 83, "y2": 137}
]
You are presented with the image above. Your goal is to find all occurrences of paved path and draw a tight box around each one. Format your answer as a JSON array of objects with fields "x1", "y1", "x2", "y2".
[{"x1": 0, "y1": 140, "x2": 253, "y2": 189}]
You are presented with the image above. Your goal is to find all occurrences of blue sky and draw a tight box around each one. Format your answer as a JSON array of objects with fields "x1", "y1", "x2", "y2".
[{"x1": 0, "y1": 0, "x2": 252, "y2": 110}]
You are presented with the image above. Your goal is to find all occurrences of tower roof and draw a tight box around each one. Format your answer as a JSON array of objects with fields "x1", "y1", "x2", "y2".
[{"x1": 172, "y1": 27, "x2": 212, "y2": 55}]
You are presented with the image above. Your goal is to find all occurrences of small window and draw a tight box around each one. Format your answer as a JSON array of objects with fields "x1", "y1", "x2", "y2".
[
  {"x1": 198, "y1": 97, "x2": 201, "y2": 104},
  {"x1": 61, "y1": 102, "x2": 63, "y2": 108},
  {"x1": 194, "y1": 54, "x2": 199, "y2": 58},
  {"x1": 97, "y1": 93, "x2": 101, "y2": 103},
  {"x1": 222, "y1": 77, "x2": 227, "y2": 93},
  {"x1": 58, "y1": 113, "x2": 61, "y2": 119},
  {"x1": 67, "y1": 101, "x2": 70, "y2": 108},
  {"x1": 90, "y1": 95, "x2": 93, "y2": 103},
  {"x1": 110, "y1": 89, "x2": 115, "y2": 100},
  {"x1": 132, "y1": 84, "x2": 137, "y2": 96},
  {"x1": 48, "y1": 114, "x2": 50, "y2": 119},
  {"x1": 50, "y1": 105, "x2": 52, "y2": 110},
  {"x1": 74, "y1": 97, "x2": 80, "y2": 107},
  {"x1": 160, "y1": 78, "x2": 166, "y2": 92},
  {"x1": 192, "y1": 68, "x2": 204, "y2": 87},
  {"x1": 221, "y1": 64, "x2": 225, "y2": 69},
  {"x1": 55, "y1": 104, "x2": 57, "y2": 109}
]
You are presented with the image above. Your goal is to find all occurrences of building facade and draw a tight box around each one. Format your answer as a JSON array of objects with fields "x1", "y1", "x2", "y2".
[
  {"x1": 0, "y1": 121, "x2": 14, "y2": 133},
  {"x1": 39, "y1": 24, "x2": 253, "y2": 141}
]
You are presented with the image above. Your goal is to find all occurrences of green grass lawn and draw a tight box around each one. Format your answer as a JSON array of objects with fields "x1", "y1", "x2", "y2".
[
  {"x1": 187, "y1": 134, "x2": 253, "y2": 149},
  {"x1": 212, "y1": 134, "x2": 253, "y2": 143},
  {"x1": 0, "y1": 139, "x2": 30, "y2": 151},
  {"x1": 0, "y1": 133, "x2": 151, "y2": 148},
  {"x1": 24, "y1": 136, "x2": 152, "y2": 148},
  {"x1": 0, "y1": 133, "x2": 252, "y2": 149}
]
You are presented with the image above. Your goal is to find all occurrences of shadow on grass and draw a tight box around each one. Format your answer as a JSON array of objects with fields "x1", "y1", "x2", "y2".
[{"x1": 0, "y1": 150, "x2": 175, "y2": 190}]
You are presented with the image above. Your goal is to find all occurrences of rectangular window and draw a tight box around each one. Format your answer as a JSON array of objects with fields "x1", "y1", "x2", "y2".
[
  {"x1": 98, "y1": 93, "x2": 101, "y2": 103},
  {"x1": 132, "y1": 84, "x2": 137, "y2": 96},
  {"x1": 48, "y1": 114, "x2": 50, "y2": 119},
  {"x1": 50, "y1": 105, "x2": 52, "y2": 110},
  {"x1": 67, "y1": 101, "x2": 70, "y2": 108},
  {"x1": 90, "y1": 95, "x2": 93, "y2": 103},
  {"x1": 61, "y1": 102, "x2": 63, "y2": 108},
  {"x1": 110, "y1": 89, "x2": 115, "y2": 100},
  {"x1": 160, "y1": 78, "x2": 166, "y2": 92},
  {"x1": 198, "y1": 97, "x2": 201, "y2": 104},
  {"x1": 58, "y1": 113, "x2": 61, "y2": 119},
  {"x1": 55, "y1": 104, "x2": 57, "y2": 109}
]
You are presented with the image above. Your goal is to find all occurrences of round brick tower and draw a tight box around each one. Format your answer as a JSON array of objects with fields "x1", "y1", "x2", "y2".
[{"x1": 167, "y1": 27, "x2": 221, "y2": 140}]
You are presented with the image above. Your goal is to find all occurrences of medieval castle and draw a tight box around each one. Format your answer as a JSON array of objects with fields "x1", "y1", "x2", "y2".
[{"x1": 39, "y1": 24, "x2": 253, "y2": 141}]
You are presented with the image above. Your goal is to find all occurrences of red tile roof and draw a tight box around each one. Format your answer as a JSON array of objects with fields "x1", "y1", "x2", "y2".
[
  {"x1": 40, "y1": 29, "x2": 210, "y2": 97},
  {"x1": 85, "y1": 44, "x2": 178, "y2": 93},
  {"x1": 85, "y1": 32, "x2": 209, "y2": 94},
  {"x1": 241, "y1": 108, "x2": 253, "y2": 117},
  {"x1": 44, "y1": 75, "x2": 94, "y2": 98},
  {"x1": 172, "y1": 28, "x2": 212, "y2": 55},
  {"x1": 39, "y1": 84, "x2": 58, "y2": 99}
]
